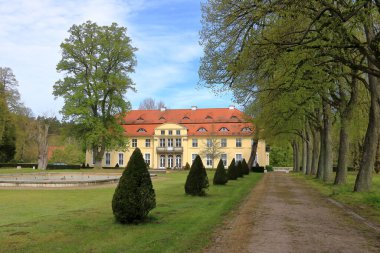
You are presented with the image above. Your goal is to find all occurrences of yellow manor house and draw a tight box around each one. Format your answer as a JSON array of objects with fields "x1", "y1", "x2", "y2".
[{"x1": 86, "y1": 106, "x2": 269, "y2": 169}]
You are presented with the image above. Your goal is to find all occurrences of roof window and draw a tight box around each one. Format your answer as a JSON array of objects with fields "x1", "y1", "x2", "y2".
[
  {"x1": 197, "y1": 127, "x2": 207, "y2": 132},
  {"x1": 137, "y1": 128, "x2": 147, "y2": 132},
  {"x1": 219, "y1": 127, "x2": 229, "y2": 132}
]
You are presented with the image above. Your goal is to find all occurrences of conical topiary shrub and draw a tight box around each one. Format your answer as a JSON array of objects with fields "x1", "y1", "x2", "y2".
[
  {"x1": 112, "y1": 148, "x2": 156, "y2": 223},
  {"x1": 213, "y1": 159, "x2": 228, "y2": 185},
  {"x1": 242, "y1": 159, "x2": 250, "y2": 175},
  {"x1": 237, "y1": 160, "x2": 244, "y2": 178},
  {"x1": 185, "y1": 155, "x2": 209, "y2": 196},
  {"x1": 227, "y1": 158, "x2": 238, "y2": 180}
]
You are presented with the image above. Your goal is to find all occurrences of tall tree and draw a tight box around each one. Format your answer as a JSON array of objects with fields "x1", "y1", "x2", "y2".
[
  {"x1": 53, "y1": 21, "x2": 137, "y2": 169},
  {"x1": 138, "y1": 98, "x2": 166, "y2": 110}
]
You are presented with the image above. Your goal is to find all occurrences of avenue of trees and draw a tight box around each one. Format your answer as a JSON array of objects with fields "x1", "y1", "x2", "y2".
[{"x1": 199, "y1": 0, "x2": 380, "y2": 191}]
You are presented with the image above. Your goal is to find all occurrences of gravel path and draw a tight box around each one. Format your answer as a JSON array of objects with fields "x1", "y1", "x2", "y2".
[{"x1": 204, "y1": 173, "x2": 380, "y2": 253}]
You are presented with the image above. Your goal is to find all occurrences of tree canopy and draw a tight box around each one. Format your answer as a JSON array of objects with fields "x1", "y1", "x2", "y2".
[{"x1": 53, "y1": 21, "x2": 137, "y2": 168}]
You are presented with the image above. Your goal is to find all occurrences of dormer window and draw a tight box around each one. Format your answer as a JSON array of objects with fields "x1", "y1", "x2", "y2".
[
  {"x1": 182, "y1": 116, "x2": 190, "y2": 120},
  {"x1": 230, "y1": 116, "x2": 239, "y2": 120},
  {"x1": 137, "y1": 116, "x2": 144, "y2": 120},
  {"x1": 137, "y1": 128, "x2": 147, "y2": 132},
  {"x1": 197, "y1": 127, "x2": 207, "y2": 132},
  {"x1": 219, "y1": 127, "x2": 229, "y2": 132},
  {"x1": 205, "y1": 115, "x2": 213, "y2": 119},
  {"x1": 159, "y1": 116, "x2": 166, "y2": 120},
  {"x1": 242, "y1": 127, "x2": 252, "y2": 132}
]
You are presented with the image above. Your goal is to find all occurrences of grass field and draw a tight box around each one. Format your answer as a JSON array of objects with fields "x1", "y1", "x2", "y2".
[
  {"x1": 293, "y1": 172, "x2": 380, "y2": 224},
  {"x1": 0, "y1": 171, "x2": 262, "y2": 253}
]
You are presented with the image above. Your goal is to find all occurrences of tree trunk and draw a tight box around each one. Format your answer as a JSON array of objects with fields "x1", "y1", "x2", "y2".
[
  {"x1": 93, "y1": 144, "x2": 106, "y2": 170},
  {"x1": 334, "y1": 117, "x2": 349, "y2": 185},
  {"x1": 248, "y1": 139, "x2": 258, "y2": 169},
  {"x1": 37, "y1": 123, "x2": 49, "y2": 170},
  {"x1": 311, "y1": 127, "x2": 320, "y2": 175},
  {"x1": 317, "y1": 125, "x2": 325, "y2": 180},
  {"x1": 306, "y1": 123, "x2": 312, "y2": 175},
  {"x1": 354, "y1": 72, "x2": 380, "y2": 191},
  {"x1": 292, "y1": 140, "x2": 298, "y2": 172},
  {"x1": 302, "y1": 132, "x2": 307, "y2": 174},
  {"x1": 374, "y1": 137, "x2": 380, "y2": 174},
  {"x1": 323, "y1": 100, "x2": 333, "y2": 182}
]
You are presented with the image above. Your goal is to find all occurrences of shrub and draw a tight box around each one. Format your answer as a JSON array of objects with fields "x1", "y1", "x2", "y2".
[
  {"x1": 112, "y1": 148, "x2": 156, "y2": 224},
  {"x1": 265, "y1": 165, "x2": 273, "y2": 172},
  {"x1": 237, "y1": 161, "x2": 244, "y2": 178},
  {"x1": 185, "y1": 155, "x2": 209, "y2": 196},
  {"x1": 115, "y1": 163, "x2": 119, "y2": 168},
  {"x1": 213, "y1": 159, "x2": 228, "y2": 185},
  {"x1": 242, "y1": 159, "x2": 250, "y2": 175},
  {"x1": 252, "y1": 166, "x2": 265, "y2": 173},
  {"x1": 227, "y1": 158, "x2": 238, "y2": 180},
  {"x1": 184, "y1": 162, "x2": 190, "y2": 170}
]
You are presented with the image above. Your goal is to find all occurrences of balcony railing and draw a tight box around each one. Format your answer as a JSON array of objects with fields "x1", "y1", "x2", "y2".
[{"x1": 156, "y1": 147, "x2": 183, "y2": 153}]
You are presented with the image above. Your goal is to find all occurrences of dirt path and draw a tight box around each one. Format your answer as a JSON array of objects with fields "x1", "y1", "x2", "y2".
[{"x1": 204, "y1": 173, "x2": 380, "y2": 253}]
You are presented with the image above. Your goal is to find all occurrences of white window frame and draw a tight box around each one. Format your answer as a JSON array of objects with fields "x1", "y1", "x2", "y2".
[
  {"x1": 176, "y1": 155, "x2": 182, "y2": 168},
  {"x1": 160, "y1": 155, "x2": 166, "y2": 168},
  {"x1": 144, "y1": 153, "x2": 151, "y2": 166},
  {"x1": 192, "y1": 139, "x2": 198, "y2": 147},
  {"x1": 206, "y1": 139, "x2": 212, "y2": 147},
  {"x1": 160, "y1": 138, "x2": 165, "y2": 147},
  {"x1": 168, "y1": 155, "x2": 173, "y2": 168},
  {"x1": 206, "y1": 154, "x2": 213, "y2": 167},
  {"x1": 168, "y1": 130, "x2": 173, "y2": 135},
  {"x1": 132, "y1": 138, "x2": 137, "y2": 148},
  {"x1": 236, "y1": 138, "x2": 242, "y2": 147},
  {"x1": 118, "y1": 153, "x2": 124, "y2": 166},
  {"x1": 176, "y1": 130, "x2": 181, "y2": 135},
  {"x1": 236, "y1": 153, "x2": 243, "y2": 163},
  {"x1": 105, "y1": 152, "x2": 111, "y2": 165},
  {"x1": 161, "y1": 130, "x2": 165, "y2": 135},
  {"x1": 145, "y1": 139, "x2": 151, "y2": 148},
  {"x1": 175, "y1": 138, "x2": 182, "y2": 147},
  {"x1": 168, "y1": 138, "x2": 173, "y2": 147},
  {"x1": 221, "y1": 153, "x2": 227, "y2": 166}
]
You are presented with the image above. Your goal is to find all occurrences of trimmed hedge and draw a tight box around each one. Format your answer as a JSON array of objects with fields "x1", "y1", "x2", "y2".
[
  {"x1": 265, "y1": 165, "x2": 273, "y2": 172},
  {"x1": 0, "y1": 163, "x2": 37, "y2": 168},
  {"x1": 251, "y1": 166, "x2": 265, "y2": 173}
]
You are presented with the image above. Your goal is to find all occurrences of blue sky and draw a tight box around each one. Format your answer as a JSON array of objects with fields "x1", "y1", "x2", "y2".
[{"x1": 0, "y1": 0, "x2": 234, "y2": 117}]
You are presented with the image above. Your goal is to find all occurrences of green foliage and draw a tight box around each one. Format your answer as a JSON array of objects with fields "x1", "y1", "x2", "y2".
[
  {"x1": 236, "y1": 161, "x2": 244, "y2": 178},
  {"x1": 184, "y1": 155, "x2": 209, "y2": 196},
  {"x1": 269, "y1": 146, "x2": 293, "y2": 167},
  {"x1": 227, "y1": 158, "x2": 238, "y2": 180},
  {"x1": 112, "y1": 148, "x2": 156, "y2": 223},
  {"x1": 265, "y1": 165, "x2": 274, "y2": 172},
  {"x1": 53, "y1": 21, "x2": 137, "y2": 163},
  {"x1": 0, "y1": 120, "x2": 16, "y2": 162},
  {"x1": 213, "y1": 159, "x2": 228, "y2": 185},
  {"x1": 50, "y1": 141, "x2": 85, "y2": 164},
  {"x1": 242, "y1": 159, "x2": 250, "y2": 175}
]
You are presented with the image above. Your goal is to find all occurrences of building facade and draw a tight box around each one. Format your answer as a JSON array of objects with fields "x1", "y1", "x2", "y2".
[{"x1": 85, "y1": 106, "x2": 269, "y2": 169}]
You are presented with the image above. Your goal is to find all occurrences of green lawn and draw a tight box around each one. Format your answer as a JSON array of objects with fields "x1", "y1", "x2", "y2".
[
  {"x1": 0, "y1": 171, "x2": 262, "y2": 253},
  {"x1": 293, "y1": 172, "x2": 380, "y2": 224}
]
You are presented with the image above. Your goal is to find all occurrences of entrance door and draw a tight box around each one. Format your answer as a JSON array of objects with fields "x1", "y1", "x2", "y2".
[
  {"x1": 176, "y1": 155, "x2": 182, "y2": 168},
  {"x1": 168, "y1": 155, "x2": 173, "y2": 168},
  {"x1": 160, "y1": 155, "x2": 165, "y2": 168}
]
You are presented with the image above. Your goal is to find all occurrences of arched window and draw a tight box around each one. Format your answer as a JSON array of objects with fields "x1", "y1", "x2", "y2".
[
  {"x1": 182, "y1": 116, "x2": 190, "y2": 120},
  {"x1": 230, "y1": 116, "x2": 239, "y2": 120},
  {"x1": 219, "y1": 127, "x2": 229, "y2": 132},
  {"x1": 137, "y1": 116, "x2": 144, "y2": 120},
  {"x1": 159, "y1": 116, "x2": 166, "y2": 120},
  {"x1": 137, "y1": 128, "x2": 147, "y2": 132},
  {"x1": 241, "y1": 127, "x2": 252, "y2": 132},
  {"x1": 205, "y1": 115, "x2": 213, "y2": 119},
  {"x1": 197, "y1": 127, "x2": 207, "y2": 132}
]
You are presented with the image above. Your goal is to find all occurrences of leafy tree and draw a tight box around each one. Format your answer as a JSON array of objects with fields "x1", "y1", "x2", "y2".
[
  {"x1": 185, "y1": 155, "x2": 209, "y2": 196},
  {"x1": 227, "y1": 158, "x2": 238, "y2": 180},
  {"x1": 236, "y1": 160, "x2": 244, "y2": 178},
  {"x1": 213, "y1": 159, "x2": 228, "y2": 185},
  {"x1": 138, "y1": 98, "x2": 166, "y2": 110},
  {"x1": 112, "y1": 148, "x2": 156, "y2": 223},
  {"x1": 0, "y1": 120, "x2": 16, "y2": 162},
  {"x1": 269, "y1": 146, "x2": 293, "y2": 167},
  {"x1": 242, "y1": 159, "x2": 249, "y2": 175},
  {"x1": 50, "y1": 139, "x2": 85, "y2": 164},
  {"x1": 53, "y1": 21, "x2": 136, "y2": 169}
]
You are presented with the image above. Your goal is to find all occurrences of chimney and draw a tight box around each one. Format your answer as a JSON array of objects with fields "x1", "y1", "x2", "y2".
[
  {"x1": 191, "y1": 106, "x2": 197, "y2": 111},
  {"x1": 229, "y1": 105, "x2": 235, "y2": 110},
  {"x1": 160, "y1": 107, "x2": 166, "y2": 112}
]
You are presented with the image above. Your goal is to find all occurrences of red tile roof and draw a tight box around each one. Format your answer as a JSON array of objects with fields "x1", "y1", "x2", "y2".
[{"x1": 121, "y1": 107, "x2": 254, "y2": 136}]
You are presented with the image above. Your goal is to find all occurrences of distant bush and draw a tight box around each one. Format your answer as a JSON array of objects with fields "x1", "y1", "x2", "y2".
[
  {"x1": 227, "y1": 158, "x2": 238, "y2": 180},
  {"x1": 0, "y1": 163, "x2": 37, "y2": 168},
  {"x1": 184, "y1": 162, "x2": 191, "y2": 171},
  {"x1": 265, "y1": 165, "x2": 273, "y2": 172},
  {"x1": 112, "y1": 148, "x2": 156, "y2": 224},
  {"x1": 185, "y1": 155, "x2": 209, "y2": 196},
  {"x1": 115, "y1": 163, "x2": 119, "y2": 168},
  {"x1": 213, "y1": 159, "x2": 228, "y2": 185},
  {"x1": 242, "y1": 159, "x2": 250, "y2": 175}
]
